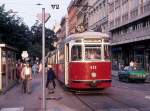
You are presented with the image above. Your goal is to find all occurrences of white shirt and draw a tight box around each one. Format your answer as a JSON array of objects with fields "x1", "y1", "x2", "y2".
[
  {"x1": 24, "y1": 67, "x2": 32, "y2": 75},
  {"x1": 130, "y1": 61, "x2": 134, "y2": 67}
]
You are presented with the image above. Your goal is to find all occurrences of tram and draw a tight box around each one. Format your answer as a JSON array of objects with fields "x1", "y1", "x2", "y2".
[{"x1": 48, "y1": 31, "x2": 111, "y2": 90}]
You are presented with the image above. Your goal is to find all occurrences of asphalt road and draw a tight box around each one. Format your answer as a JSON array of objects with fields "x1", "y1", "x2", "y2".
[
  {"x1": 72, "y1": 77, "x2": 150, "y2": 111},
  {"x1": 0, "y1": 74, "x2": 150, "y2": 111}
]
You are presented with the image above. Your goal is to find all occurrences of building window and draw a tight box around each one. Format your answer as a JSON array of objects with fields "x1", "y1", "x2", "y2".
[
  {"x1": 109, "y1": 2, "x2": 114, "y2": 12},
  {"x1": 115, "y1": 0, "x2": 120, "y2": 8},
  {"x1": 115, "y1": 16, "x2": 121, "y2": 25},
  {"x1": 122, "y1": 0, "x2": 128, "y2": 5},
  {"x1": 110, "y1": 20, "x2": 114, "y2": 27},
  {"x1": 122, "y1": 13, "x2": 128, "y2": 21},
  {"x1": 130, "y1": 7, "x2": 138, "y2": 18},
  {"x1": 99, "y1": 3, "x2": 102, "y2": 9}
]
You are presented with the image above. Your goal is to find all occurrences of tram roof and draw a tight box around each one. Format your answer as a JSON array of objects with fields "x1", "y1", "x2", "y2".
[{"x1": 64, "y1": 31, "x2": 109, "y2": 43}]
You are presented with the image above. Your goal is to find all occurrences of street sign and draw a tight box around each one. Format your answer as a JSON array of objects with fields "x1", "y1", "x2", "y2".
[{"x1": 36, "y1": 13, "x2": 50, "y2": 23}]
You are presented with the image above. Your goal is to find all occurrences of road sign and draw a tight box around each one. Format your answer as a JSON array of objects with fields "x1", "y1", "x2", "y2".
[{"x1": 36, "y1": 13, "x2": 50, "y2": 23}]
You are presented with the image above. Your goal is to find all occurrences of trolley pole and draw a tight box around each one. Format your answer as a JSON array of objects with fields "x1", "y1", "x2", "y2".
[{"x1": 42, "y1": 8, "x2": 46, "y2": 111}]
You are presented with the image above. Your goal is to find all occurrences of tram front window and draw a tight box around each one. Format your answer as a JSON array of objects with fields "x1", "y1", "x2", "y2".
[
  {"x1": 71, "y1": 45, "x2": 82, "y2": 61},
  {"x1": 85, "y1": 45, "x2": 101, "y2": 60}
]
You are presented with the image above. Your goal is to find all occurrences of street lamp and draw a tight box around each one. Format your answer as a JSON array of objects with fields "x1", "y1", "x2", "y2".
[
  {"x1": 36, "y1": 3, "x2": 59, "y2": 111},
  {"x1": 36, "y1": 4, "x2": 50, "y2": 111}
]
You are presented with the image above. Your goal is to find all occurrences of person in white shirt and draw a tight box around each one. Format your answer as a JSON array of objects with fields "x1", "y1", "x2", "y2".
[
  {"x1": 21, "y1": 62, "x2": 32, "y2": 94},
  {"x1": 129, "y1": 60, "x2": 135, "y2": 69}
]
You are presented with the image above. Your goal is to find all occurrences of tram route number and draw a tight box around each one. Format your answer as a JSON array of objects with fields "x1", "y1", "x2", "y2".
[{"x1": 90, "y1": 66, "x2": 97, "y2": 69}]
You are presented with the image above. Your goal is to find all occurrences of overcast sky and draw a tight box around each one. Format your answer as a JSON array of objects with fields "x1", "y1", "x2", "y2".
[{"x1": 0, "y1": 0, "x2": 71, "y2": 29}]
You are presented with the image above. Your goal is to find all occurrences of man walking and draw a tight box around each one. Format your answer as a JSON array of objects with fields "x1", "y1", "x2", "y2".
[
  {"x1": 21, "y1": 62, "x2": 32, "y2": 94},
  {"x1": 46, "y1": 65, "x2": 56, "y2": 90}
]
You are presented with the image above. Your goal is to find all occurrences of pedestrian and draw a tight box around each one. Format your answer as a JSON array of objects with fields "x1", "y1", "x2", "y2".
[
  {"x1": 46, "y1": 65, "x2": 56, "y2": 90},
  {"x1": 17, "y1": 61, "x2": 24, "y2": 83},
  {"x1": 129, "y1": 60, "x2": 134, "y2": 67},
  {"x1": 38, "y1": 62, "x2": 42, "y2": 74},
  {"x1": 32, "y1": 63, "x2": 37, "y2": 75},
  {"x1": 21, "y1": 62, "x2": 32, "y2": 94}
]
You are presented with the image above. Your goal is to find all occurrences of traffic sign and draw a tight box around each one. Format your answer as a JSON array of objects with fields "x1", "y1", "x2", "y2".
[{"x1": 36, "y1": 13, "x2": 50, "y2": 23}]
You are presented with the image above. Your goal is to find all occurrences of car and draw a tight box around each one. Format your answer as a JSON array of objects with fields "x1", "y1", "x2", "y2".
[{"x1": 118, "y1": 66, "x2": 147, "y2": 82}]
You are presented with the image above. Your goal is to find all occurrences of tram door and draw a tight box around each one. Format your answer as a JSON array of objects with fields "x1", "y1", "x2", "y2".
[{"x1": 64, "y1": 43, "x2": 69, "y2": 85}]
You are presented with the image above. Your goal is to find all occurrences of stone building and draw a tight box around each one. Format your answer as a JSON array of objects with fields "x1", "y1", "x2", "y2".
[
  {"x1": 88, "y1": 0, "x2": 108, "y2": 33},
  {"x1": 68, "y1": 0, "x2": 78, "y2": 35},
  {"x1": 73, "y1": 0, "x2": 89, "y2": 30},
  {"x1": 108, "y1": 0, "x2": 150, "y2": 70}
]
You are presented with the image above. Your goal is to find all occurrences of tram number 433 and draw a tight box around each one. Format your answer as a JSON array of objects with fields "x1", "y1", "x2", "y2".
[{"x1": 90, "y1": 66, "x2": 97, "y2": 69}]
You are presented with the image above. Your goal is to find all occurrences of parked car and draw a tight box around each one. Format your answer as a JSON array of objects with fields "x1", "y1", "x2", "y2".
[{"x1": 118, "y1": 66, "x2": 147, "y2": 82}]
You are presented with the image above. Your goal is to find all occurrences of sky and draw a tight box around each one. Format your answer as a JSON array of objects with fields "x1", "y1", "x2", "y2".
[{"x1": 0, "y1": 0, "x2": 71, "y2": 29}]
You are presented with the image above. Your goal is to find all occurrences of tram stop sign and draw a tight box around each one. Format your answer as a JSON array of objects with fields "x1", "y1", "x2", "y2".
[{"x1": 21, "y1": 51, "x2": 28, "y2": 59}]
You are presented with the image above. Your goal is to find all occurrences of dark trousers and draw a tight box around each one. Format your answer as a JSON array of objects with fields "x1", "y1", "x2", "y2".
[
  {"x1": 22, "y1": 79, "x2": 27, "y2": 93},
  {"x1": 46, "y1": 79, "x2": 56, "y2": 89},
  {"x1": 22, "y1": 75, "x2": 31, "y2": 93}
]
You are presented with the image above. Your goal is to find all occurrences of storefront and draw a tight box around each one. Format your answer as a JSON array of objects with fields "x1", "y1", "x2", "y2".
[
  {"x1": 0, "y1": 44, "x2": 18, "y2": 93},
  {"x1": 111, "y1": 39, "x2": 150, "y2": 72}
]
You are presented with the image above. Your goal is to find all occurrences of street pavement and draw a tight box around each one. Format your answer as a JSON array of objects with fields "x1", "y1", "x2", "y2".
[
  {"x1": 0, "y1": 74, "x2": 78, "y2": 111},
  {"x1": 0, "y1": 75, "x2": 42, "y2": 111},
  {"x1": 0, "y1": 71, "x2": 150, "y2": 111}
]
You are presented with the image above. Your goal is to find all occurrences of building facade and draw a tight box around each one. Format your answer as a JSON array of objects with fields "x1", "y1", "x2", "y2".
[
  {"x1": 88, "y1": 0, "x2": 108, "y2": 33},
  {"x1": 56, "y1": 16, "x2": 66, "y2": 42},
  {"x1": 108, "y1": 0, "x2": 150, "y2": 70},
  {"x1": 74, "y1": 0, "x2": 89, "y2": 30},
  {"x1": 65, "y1": 0, "x2": 150, "y2": 71},
  {"x1": 68, "y1": 0, "x2": 78, "y2": 35}
]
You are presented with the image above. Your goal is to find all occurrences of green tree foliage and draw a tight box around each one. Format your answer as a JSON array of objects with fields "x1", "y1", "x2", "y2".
[
  {"x1": 0, "y1": 4, "x2": 30, "y2": 51},
  {"x1": 0, "y1": 4, "x2": 57, "y2": 59},
  {"x1": 30, "y1": 22, "x2": 57, "y2": 59}
]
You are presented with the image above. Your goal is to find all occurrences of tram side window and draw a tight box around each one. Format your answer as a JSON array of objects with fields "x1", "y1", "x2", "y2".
[
  {"x1": 104, "y1": 45, "x2": 110, "y2": 60},
  {"x1": 71, "y1": 45, "x2": 82, "y2": 61}
]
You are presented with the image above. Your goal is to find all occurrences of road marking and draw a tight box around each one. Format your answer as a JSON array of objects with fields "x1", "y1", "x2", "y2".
[
  {"x1": 0, "y1": 107, "x2": 24, "y2": 111},
  {"x1": 145, "y1": 95, "x2": 150, "y2": 100},
  {"x1": 97, "y1": 108, "x2": 140, "y2": 111}
]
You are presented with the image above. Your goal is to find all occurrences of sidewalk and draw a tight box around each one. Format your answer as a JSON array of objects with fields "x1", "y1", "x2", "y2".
[
  {"x1": 0, "y1": 74, "x2": 79, "y2": 111},
  {"x1": 44, "y1": 83, "x2": 77, "y2": 111},
  {"x1": 0, "y1": 75, "x2": 42, "y2": 111}
]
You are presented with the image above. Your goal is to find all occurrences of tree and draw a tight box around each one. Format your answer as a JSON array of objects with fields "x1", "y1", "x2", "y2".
[
  {"x1": 30, "y1": 22, "x2": 57, "y2": 59},
  {"x1": 0, "y1": 4, "x2": 57, "y2": 60},
  {"x1": 0, "y1": 4, "x2": 31, "y2": 52}
]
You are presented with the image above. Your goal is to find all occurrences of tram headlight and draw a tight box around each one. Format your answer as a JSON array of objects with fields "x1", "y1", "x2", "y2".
[{"x1": 91, "y1": 72, "x2": 96, "y2": 78}]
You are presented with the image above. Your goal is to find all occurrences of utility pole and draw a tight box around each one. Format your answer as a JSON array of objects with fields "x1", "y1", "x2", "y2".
[{"x1": 42, "y1": 8, "x2": 46, "y2": 111}]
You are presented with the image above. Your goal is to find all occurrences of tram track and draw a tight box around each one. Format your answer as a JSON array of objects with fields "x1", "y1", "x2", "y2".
[
  {"x1": 106, "y1": 94, "x2": 142, "y2": 111},
  {"x1": 72, "y1": 91, "x2": 143, "y2": 111},
  {"x1": 74, "y1": 94, "x2": 96, "y2": 111},
  {"x1": 112, "y1": 85, "x2": 150, "y2": 94}
]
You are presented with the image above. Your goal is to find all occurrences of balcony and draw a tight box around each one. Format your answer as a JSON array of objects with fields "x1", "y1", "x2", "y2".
[
  {"x1": 111, "y1": 26, "x2": 150, "y2": 45},
  {"x1": 109, "y1": 1, "x2": 150, "y2": 31}
]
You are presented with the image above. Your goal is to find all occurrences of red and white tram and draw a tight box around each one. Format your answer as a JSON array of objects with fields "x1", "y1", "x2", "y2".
[{"x1": 48, "y1": 31, "x2": 111, "y2": 90}]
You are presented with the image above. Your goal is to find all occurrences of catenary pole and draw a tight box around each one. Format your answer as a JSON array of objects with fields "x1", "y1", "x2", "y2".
[{"x1": 42, "y1": 8, "x2": 46, "y2": 111}]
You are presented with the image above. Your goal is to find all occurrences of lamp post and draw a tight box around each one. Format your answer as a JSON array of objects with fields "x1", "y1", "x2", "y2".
[
  {"x1": 36, "y1": 5, "x2": 50, "y2": 110},
  {"x1": 36, "y1": 3, "x2": 59, "y2": 111},
  {"x1": 42, "y1": 8, "x2": 46, "y2": 111}
]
